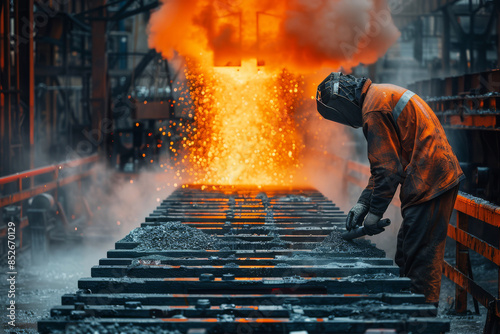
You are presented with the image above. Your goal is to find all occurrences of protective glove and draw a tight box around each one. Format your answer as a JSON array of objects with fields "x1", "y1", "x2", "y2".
[
  {"x1": 345, "y1": 203, "x2": 369, "y2": 231},
  {"x1": 363, "y1": 212, "x2": 385, "y2": 236}
]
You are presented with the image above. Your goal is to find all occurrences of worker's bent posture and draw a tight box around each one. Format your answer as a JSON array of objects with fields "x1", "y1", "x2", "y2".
[{"x1": 317, "y1": 73, "x2": 464, "y2": 304}]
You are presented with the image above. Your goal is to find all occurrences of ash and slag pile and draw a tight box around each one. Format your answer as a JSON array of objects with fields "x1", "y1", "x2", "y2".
[
  {"x1": 276, "y1": 195, "x2": 311, "y2": 202},
  {"x1": 119, "y1": 222, "x2": 383, "y2": 256},
  {"x1": 314, "y1": 227, "x2": 385, "y2": 257},
  {"x1": 121, "y1": 222, "x2": 221, "y2": 250}
]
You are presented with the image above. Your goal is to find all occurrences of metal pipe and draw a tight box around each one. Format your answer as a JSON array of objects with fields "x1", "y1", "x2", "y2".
[
  {"x1": 0, "y1": 154, "x2": 98, "y2": 186},
  {"x1": 2, "y1": 0, "x2": 11, "y2": 177}
]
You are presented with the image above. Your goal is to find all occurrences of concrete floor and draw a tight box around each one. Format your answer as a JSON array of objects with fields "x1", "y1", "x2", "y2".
[
  {"x1": 1, "y1": 236, "x2": 116, "y2": 333},
  {"x1": 438, "y1": 276, "x2": 487, "y2": 334}
]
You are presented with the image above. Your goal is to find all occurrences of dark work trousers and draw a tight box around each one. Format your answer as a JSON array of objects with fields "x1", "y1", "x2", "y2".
[{"x1": 395, "y1": 185, "x2": 459, "y2": 304}]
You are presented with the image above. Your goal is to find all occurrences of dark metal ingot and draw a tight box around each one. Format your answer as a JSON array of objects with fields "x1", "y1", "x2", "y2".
[
  {"x1": 225, "y1": 209, "x2": 234, "y2": 219},
  {"x1": 196, "y1": 299, "x2": 211, "y2": 310},
  {"x1": 199, "y1": 273, "x2": 215, "y2": 281},
  {"x1": 187, "y1": 329, "x2": 207, "y2": 334},
  {"x1": 221, "y1": 304, "x2": 236, "y2": 310},
  {"x1": 149, "y1": 309, "x2": 163, "y2": 318},
  {"x1": 69, "y1": 310, "x2": 87, "y2": 320},
  {"x1": 222, "y1": 273, "x2": 235, "y2": 281},
  {"x1": 124, "y1": 301, "x2": 142, "y2": 309},
  {"x1": 283, "y1": 298, "x2": 301, "y2": 305},
  {"x1": 218, "y1": 314, "x2": 235, "y2": 322},
  {"x1": 74, "y1": 302, "x2": 85, "y2": 310},
  {"x1": 76, "y1": 289, "x2": 91, "y2": 295}
]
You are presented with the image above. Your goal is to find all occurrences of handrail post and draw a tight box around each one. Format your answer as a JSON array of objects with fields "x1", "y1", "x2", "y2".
[
  {"x1": 54, "y1": 168, "x2": 59, "y2": 203},
  {"x1": 455, "y1": 211, "x2": 470, "y2": 314},
  {"x1": 18, "y1": 177, "x2": 23, "y2": 219}
]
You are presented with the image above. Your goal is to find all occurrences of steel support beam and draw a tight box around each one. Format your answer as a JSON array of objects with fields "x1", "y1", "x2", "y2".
[
  {"x1": 19, "y1": 0, "x2": 35, "y2": 172},
  {"x1": 110, "y1": 1, "x2": 159, "y2": 21},
  {"x1": 442, "y1": 8, "x2": 451, "y2": 74},
  {"x1": 392, "y1": 0, "x2": 461, "y2": 28},
  {"x1": 112, "y1": 49, "x2": 157, "y2": 96},
  {"x1": 444, "y1": 5, "x2": 469, "y2": 73},
  {"x1": 497, "y1": 0, "x2": 500, "y2": 68},
  {"x1": 90, "y1": 0, "x2": 109, "y2": 155},
  {"x1": 1, "y1": 0, "x2": 11, "y2": 177}
]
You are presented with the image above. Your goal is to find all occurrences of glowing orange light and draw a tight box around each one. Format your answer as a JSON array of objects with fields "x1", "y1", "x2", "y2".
[{"x1": 179, "y1": 60, "x2": 304, "y2": 185}]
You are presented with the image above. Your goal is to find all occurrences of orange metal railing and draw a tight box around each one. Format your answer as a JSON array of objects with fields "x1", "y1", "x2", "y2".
[
  {"x1": 444, "y1": 194, "x2": 500, "y2": 318},
  {"x1": 0, "y1": 154, "x2": 98, "y2": 241},
  {"x1": 0, "y1": 154, "x2": 98, "y2": 208}
]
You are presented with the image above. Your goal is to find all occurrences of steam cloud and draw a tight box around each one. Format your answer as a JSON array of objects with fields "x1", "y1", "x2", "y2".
[{"x1": 148, "y1": 0, "x2": 400, "y2": 71}]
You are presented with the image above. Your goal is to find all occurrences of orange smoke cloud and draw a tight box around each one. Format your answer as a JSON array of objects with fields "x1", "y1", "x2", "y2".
[{"x1": 148, "y1": 0, "x2": 400, "y2": 71}]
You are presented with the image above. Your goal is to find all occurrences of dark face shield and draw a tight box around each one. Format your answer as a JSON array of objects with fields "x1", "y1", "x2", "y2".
[{"x1": 316, "y1": 72, "x2": 366, "y2": 128}]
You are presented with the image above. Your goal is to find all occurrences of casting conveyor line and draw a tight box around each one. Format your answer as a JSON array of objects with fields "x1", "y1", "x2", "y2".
[{"x1": 38, "y1": 185, "x2": 450, "y2": 333}]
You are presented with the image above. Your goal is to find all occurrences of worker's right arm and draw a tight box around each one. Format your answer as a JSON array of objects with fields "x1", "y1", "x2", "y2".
[{"x1": 362, "y1": 111, "x2": 405, "y2": 216}]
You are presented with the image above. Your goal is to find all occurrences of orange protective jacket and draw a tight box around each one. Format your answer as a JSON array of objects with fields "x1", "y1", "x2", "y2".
[{"x1": 357, "y1": 83, "x2": 465, "y2": 216}]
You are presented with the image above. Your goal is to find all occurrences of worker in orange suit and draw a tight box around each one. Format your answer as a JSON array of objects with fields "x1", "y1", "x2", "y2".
[{"x1": 316, "y1": 72, "x2": 465, "y2": 304}]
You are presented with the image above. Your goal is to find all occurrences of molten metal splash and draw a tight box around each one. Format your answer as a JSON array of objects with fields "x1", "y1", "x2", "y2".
[
  {"x1": 180, "y1": 60, "x2": 304, "y2": 186},
  {"x1": 148, "y1": 0, "x2": 400, "y2": 186}
]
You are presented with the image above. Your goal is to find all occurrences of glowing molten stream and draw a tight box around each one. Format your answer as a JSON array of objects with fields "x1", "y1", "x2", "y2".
[{"x1": 182, "y1": 60, "x2": 304, "y2": 186}]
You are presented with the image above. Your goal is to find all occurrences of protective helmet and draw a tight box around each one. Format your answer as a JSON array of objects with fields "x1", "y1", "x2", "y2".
[{"x1": 316, "y1": 72, "x2": 370, "y2": 128}]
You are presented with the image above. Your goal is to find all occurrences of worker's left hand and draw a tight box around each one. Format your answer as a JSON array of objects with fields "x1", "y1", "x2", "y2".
[{"x1": 363, "y1": 212, "x2": 385, "y2": 236}]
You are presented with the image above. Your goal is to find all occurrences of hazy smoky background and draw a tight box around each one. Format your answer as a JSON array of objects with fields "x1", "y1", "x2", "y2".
[
  {"x1": 148, "y1": 0, "x2": 400, "y2": 72},
  {"x1": 84, "y1": 163, "x2": 179, "y2": 239}
]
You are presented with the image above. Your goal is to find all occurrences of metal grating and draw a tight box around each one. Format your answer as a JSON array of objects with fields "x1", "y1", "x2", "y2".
[{"x1": 38, "y1": 185, "x2": 450, "y2": 333}]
